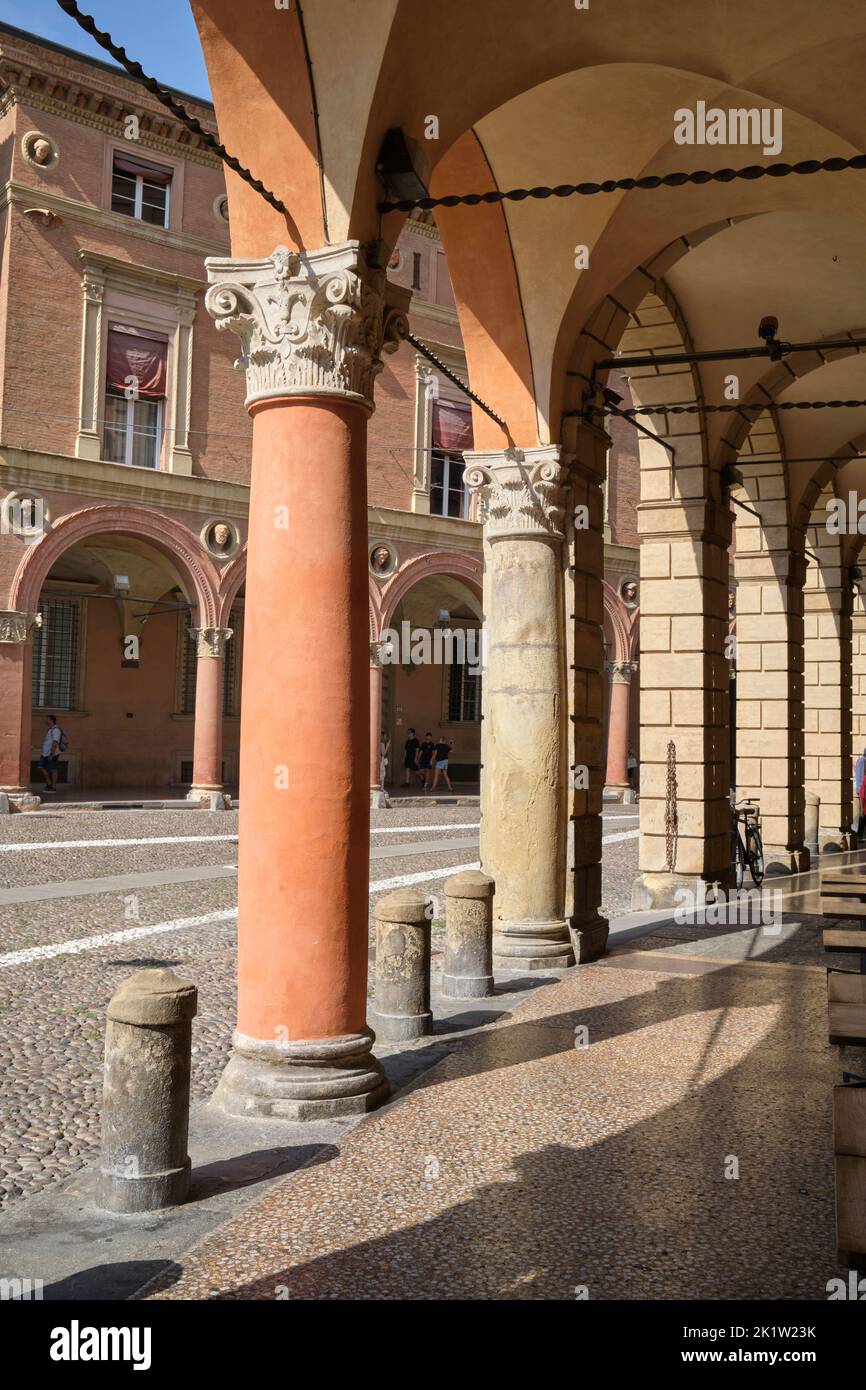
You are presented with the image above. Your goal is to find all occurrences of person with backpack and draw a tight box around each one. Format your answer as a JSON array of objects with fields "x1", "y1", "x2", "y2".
[{"x1": 39, "y1": 714, "x2": 65, "y2": 793}]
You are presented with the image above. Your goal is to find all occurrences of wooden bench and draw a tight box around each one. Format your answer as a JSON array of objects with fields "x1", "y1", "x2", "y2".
[
  {"x1": 833, "y1": 1082, "x2": 866, "y2": 1266},
  {"x1": 820, "y1": 870, "x2": 866, "y2": 920}
]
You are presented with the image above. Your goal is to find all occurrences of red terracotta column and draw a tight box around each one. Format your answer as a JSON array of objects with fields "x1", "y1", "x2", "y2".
[
  {"x1": 188, "y1": 627, "x2": 232, "y2": 799},
  {"x1": 205, "y1": 243, "x2": 409, "y2": 1118},
  {"x1": 370, "y1": 641, "x2": 386, "y2": 808},
  {"x1": 604, "y1": 660, "x2": 636, "y2": 789},
  {"x1": 0, "y1": 611, "x2": 38, "y2": 803}
]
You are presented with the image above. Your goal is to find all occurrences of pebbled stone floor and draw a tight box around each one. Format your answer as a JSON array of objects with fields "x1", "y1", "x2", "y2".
[{"x1": 140, "y1": 913, "x2": 856, "y2": 1302}]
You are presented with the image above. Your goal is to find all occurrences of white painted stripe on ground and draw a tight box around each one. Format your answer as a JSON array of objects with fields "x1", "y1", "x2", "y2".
[
  {"x1": 0, "y1": 860, "x2": 483, "y2": 968},
  {"x1": 368, "y1": 862, "x2": 480, "y2": 893},
  {"x1": 373, "y1": 822, "x2": 479, "y2": 834},
  {"x1": 602, "y1": 829, "x2": 640, "y2": 845},
  {"x1": 0, "y1": 835, "x2": 238, "y2": 853}
]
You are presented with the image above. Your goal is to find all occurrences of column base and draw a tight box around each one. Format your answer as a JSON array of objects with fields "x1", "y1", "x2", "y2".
[
  {"x1": 818, "y1": 829, "x2": 857, "y2": 854},
  {"x1": 187, "y1": 787, "x2": 231, "y2": 810},
  {"x1": 210, "y1": 1028, "x2": 389, "y2": 1121},
  {"x1": 368, "y1": 1008, "x2": 432, "y2": 1042},
  {"x1": 568, "y1": 915, "x2": 609, "y2": 963},
  {"x1": 370, "y1": 788, "x2": 390, "y2": 809},
  {"x1": 493, "y1": 919, "x2": 575, "y2": 971},
  {"x1": 0, "y1": 787, "x2": 41, "y2": 812},
  {"x1": 762, "y1": 844, "x2": 810, "y2": 876},
  {"x1": 632, "y1": 871, "x2": 728, "y2": 911}
]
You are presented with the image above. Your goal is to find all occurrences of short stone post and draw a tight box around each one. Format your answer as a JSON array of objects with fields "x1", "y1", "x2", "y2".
[
  {"x1": 442, "y1": 870, "x2": 495, "y2": 998},
  {"x1": 98, "y1": 967, "x2": 197, "y2": 1213},
  {"x1": 371, "y1": 888, "x2": 432, "y2": 1041}
]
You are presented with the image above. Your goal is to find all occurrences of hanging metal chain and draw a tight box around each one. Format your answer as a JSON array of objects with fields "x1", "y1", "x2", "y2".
[{"x1": 665, "y1": 739, "x2": 678, "y2": 873}]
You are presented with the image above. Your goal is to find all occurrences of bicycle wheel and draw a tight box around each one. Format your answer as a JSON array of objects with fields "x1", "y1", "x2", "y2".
[
  {"x1": 734, "y1": 832, "x2": 745, "y2": 890},
  {"x1": 746, "y1": 827, "x2": 765, "y2": 885}
]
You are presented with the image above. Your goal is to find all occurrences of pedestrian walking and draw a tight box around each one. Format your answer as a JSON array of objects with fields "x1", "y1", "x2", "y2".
[
  {"x1": 38, "y1": 714, "x2": 63, "y2": 793},
  {"x1": 380, "y1": 730, "x2": 390, "y2": 789},
  {"x1": 403, "y1": 727, "x2": 420, "y2": 786},
  {"x1": 430, "y1": 733, "x2": 453, "y2": 793},
  {"x1": 418, "y1": 731, "x2": 436, "y2": 791}
]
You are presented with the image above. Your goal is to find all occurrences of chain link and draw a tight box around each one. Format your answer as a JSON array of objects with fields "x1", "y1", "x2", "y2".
[{"x1": 665, "y1": 740, "x2": 678, "y2": 874}]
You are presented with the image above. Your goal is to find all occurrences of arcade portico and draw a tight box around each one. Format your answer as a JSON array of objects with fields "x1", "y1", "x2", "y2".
[{"x1": 187, "y1": 0, "x2": 866, "y2": 1117}]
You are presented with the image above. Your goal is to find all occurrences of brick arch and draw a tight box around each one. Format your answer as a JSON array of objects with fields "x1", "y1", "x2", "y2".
[
  {"x1": 377, "y1": 551, "x2": 483, "y2": 636},
  {"x1": 602, "y1": 580, "x2": 631, "y2": 663},
  {"x1": 216, "y1": 551, "x2": 247, "y2": 627},
  {"x1": 11, "y1": 505, "x2": 220, "y2": 627},
  {"x1": 794, "y1": 432, "x2": 866, "y2": 543}
]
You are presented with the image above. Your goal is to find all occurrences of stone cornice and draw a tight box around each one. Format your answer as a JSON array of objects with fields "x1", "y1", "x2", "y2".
[
  {"x1": 78, "y1": 248, "x2": 205, "y2": 298},
  {"x1": 368, "y1": 504, "x2": 481, "y2": 553},
  {"x1": 409, "y1": 298, "x2": 459, "y2": 328},
  {"x1": 0, "y1": 61, "x2": 220, "y2": 168},
  {"x1": 0, "y1": 446, "x2": 249, "y2": 518},
  {"x1": 2, "y1": 181, "x2": 228, "y2": 259}
]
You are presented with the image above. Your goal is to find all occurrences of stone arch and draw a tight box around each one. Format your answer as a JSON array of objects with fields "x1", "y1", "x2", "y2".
[
  {"x1": 11, "y1": 505, "x2": 220, "y2": 627},
  {"x1": 378, "y1": 550, "x2": 483, "y2": 634}
]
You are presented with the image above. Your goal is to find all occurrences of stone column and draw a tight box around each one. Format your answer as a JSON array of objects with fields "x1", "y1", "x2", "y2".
[
  {"x1": 370, "y1": 640, "x2": 386, "y2": 808},
  {"x1": 633, "y1": 497, "x2": 732, "y2": 907},
  {"x1": 733, "y1": 550, "x2": 808, "y2": 873},
  {"x1": 566, "y1": 419, "x2": 611, "y2": 961},
  {"x1": 204, "y1": 242, "x2": 409, "y2": 1118},
  {"x1": 804, "y1": 575, "x2": 854, "y2": 851},
  {"x1": 604, "y1": 660, "x2": 637, "y2": 789},
  {"x1": 188, "y1": 627, "x2": 232, "y2": 799},
  {"x1": 465, "y1": 445, "x2": 574, "y2": 970},
  {"x1": 0, "y1": 610, "x2": 40, "y2": 801}
]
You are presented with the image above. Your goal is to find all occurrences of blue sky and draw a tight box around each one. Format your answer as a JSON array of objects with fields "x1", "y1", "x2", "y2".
[{"x1": 0, "y1": 0, "x2": 211, "y2": 100}]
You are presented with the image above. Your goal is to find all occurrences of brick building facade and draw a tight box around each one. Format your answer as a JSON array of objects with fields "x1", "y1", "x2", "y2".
[{"x1": 0, "y1": 21, "x2": 639, "y2": 801}]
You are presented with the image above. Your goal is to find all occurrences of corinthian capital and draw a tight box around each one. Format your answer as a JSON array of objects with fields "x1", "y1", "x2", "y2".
[
  {"x1": 0, "y1": 610, "x2": 41, "y2": 644},
  {"x1": 605, "y1": 660, "x2": 638, "y2": 685},
  {"x1": 463, "y1": 446, "x2": 570, "y2": 541},
  {"x1": 204, "y1": 242, "x2": 411, "y2": 410},
  {"x1": 190, "y1": 627, "x2": 233, "y2": 660}
]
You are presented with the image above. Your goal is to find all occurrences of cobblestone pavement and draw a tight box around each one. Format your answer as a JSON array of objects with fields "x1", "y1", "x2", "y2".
[
  {"x1": 0, "y1": 802, "x2": 639, "y2": 1209},
  {"x1": 141, "y1": 914, "x2": 853, "y2": 1302}
]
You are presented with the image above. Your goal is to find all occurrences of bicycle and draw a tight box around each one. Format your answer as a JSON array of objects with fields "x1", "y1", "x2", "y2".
[{"x1": 731, "y1": 796, "x2": 765, "y2": 889}]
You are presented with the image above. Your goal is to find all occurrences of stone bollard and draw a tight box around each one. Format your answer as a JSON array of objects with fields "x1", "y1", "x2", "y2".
[
  {"x1": 98, "y1": 967, "x2": 197, "y2": 1213},
  {"x1": 371, "y1": 888, "x2": 432, "y2": 1041},
  {"x1": 442, "y1": 870, "x2": 495, "y2": 998}
]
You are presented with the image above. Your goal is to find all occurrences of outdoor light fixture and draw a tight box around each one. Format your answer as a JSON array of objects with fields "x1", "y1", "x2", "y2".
[
  {"x1": 375, "y1": 128, "x2": 429, "y2": 203},
  {"x1": 112, "y1": 575, "x2": 130, "y2": 592},
  {"x1": 757, "y1": 315, "x2": 790, "y2": 362},
  {"x1": 437, "y1": 609, "x2": 451, "y2": 626},
  {"x1": 851, "y1": 564, "x2": 863, "y2": 594}
]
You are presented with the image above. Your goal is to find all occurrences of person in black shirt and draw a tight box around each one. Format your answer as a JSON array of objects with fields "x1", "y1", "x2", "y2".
[
  {"x1": 403, "y1": 727, "x2": 421, "y2": 786},
  {"x1": 430, "y1": 733, "x2": 453, "y2": 792},
  {"x1": 418, "y1": 732, "x2": 436, "y2": 790}
]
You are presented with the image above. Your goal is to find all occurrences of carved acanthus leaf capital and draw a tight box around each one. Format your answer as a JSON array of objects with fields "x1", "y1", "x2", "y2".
[
  {"x1": 190, "y1": 627, "x2": 233, "y2": 660},
  {"x1": 204, "y1": 242, "x2": 411, "y2": 410},
  {"x1": 0, "y1": 610, "x2": 41, "y2": 644},
  {"x1": 464, "y1": 446, "x2": 571, "y2": 541},
  {"x1": 605, "y1": 660, "x2": 638, "y2": 685}
]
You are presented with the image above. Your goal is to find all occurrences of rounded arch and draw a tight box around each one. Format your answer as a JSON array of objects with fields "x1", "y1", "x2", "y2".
[
  {"x1": 216, "y1": 550, "x2": 247, "y2": 627},
  {"x1": 377, "y1": 550, "x2": 483, "y2": 635},
  {"x1": 12, "y1": 505, "x2": 221, "y2": 627},
  {"x1": 601, "y1": 580, "x2": 631, "y2": 663}
]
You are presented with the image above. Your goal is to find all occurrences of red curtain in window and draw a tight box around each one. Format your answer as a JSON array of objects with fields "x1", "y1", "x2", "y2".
[
  {"x1": 106, "y1": 324, "x2": 168, "y2": 399},
  {"x1": 432, "y1": 400, "x2": 473, "y2": 451},
  {"x1": 113, "y1": 154, "x2": 173, "y2": 185}
]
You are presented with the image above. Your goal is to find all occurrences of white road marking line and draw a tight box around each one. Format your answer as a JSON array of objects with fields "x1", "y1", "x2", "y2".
[
  {"x1": 0, "y1": 835, "x2": 238, "y2": 853},
  {"x1": 368, "y1": 862, "x2": 480, "y2": 893},
  {"x1": 0, "y1": 860, "x2": 483, "y2": 968},
  {"x1": 601, "y1": 829, "x2": 640, "y2": 845},
  {"x1": 373, "y1": 823, "x2": 479, "y2": 834}
]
